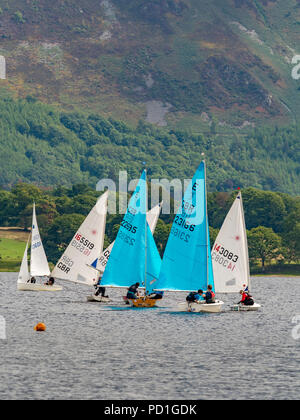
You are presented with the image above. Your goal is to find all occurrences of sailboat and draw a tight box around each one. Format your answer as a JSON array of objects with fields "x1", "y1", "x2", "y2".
[
  {"x1": 51, "y1": 191, "x2": 108, "y2": 288},
  {"x1": 100, "y1": 170, "x2": 162, "y2": 308},
  {"x1": 154, "y1": 161, "x2": 224, "y2": 313},
  {"x1": 212, "y1": 190, "x2": 261, "y2": 311},
  {"x1": 88, "y1": 202, "x2": 162, "y2": 302},
  {"x1": 17, "y1": 204, "x2": 62, "y2": 292}
]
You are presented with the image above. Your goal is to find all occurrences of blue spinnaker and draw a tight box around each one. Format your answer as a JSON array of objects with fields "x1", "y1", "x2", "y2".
[
  {"x1": 101, "y1": 170, "x2": 161, "y2": 291},
  {"x1": 156, "y1": 161, "x2": 213, "y2": 292}
]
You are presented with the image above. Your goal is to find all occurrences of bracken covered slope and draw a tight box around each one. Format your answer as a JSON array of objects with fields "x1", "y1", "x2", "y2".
[{"x1": 0, "y1": 0, "x2": 299, "y2": 129}]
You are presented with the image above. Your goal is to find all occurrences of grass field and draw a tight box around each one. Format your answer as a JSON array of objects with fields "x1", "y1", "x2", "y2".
[{"x1": 0, "y1": 229, "x2": 29, "y2": 272}]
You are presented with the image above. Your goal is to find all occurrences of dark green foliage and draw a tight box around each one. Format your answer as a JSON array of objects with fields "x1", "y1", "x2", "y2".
[
  {"x1": 0, "y1": 95, "x2": 299, "y2": 195},
  {"x1": 0, "y1": 182, "x2": 299, "y2": 266}
]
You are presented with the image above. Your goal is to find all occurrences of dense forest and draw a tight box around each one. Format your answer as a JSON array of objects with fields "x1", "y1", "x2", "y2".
[
  {"x1": 0, "y1": 95, "x2": 299, "y2": 194},
  {"x1": 0, "y1": 183, "x2": 299, "y2": 271}
]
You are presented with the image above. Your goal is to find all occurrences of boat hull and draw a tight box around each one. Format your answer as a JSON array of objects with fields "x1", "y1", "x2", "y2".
[
  {"x1": 87, "y1": 295, "x2": 111, "y2": 303},
  {"x1": 178, "y1": 300, "x2": 224, "y2": 313},
  {"x1": 128, "y1": 296, "x2": 160, "y2": 308},
  {"x1": 17, "y1": 283, "x2": 63, "y2": 292},
  {"x1": 230, "y1": 303, "x2": 261, "y2": 312}
]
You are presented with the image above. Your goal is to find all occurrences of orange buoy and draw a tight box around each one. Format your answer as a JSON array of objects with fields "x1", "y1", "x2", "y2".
[{"x1": 34, "y1": 323, "x2": 46, "y2": 332}]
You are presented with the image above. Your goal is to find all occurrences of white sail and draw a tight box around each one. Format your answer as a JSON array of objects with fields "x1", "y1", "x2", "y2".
[
  {"x1": 30, "y1": 203, "x2": 50, "y2": 277},
  {"x1": 95, "y1": 202, "x2": 162, "y2": 273},
  {"x1": 52, "y1": 191, "x2": 108, "y2": 285},
  {"x1": 146, "y1": 202, "x2": 162, "y2": 232},
  {"x1": 212, "y1": 191, "x2": 250, "y2": 293},
  {"x1": 18, "y1": 239, "x2": 30, "y2": 284}
]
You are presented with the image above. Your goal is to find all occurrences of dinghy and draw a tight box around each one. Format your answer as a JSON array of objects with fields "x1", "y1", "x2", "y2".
[
  {"x1": 51, "y1": 192, "x2": 108, "y2": 300},
  {"x1": 18, "y1": 282, "x2": 63, "y2": 292},
  {"x1": 212, "y1": 190, "x2": 260, "y2": 311},
  {"x1": 17, "y1": 204, "x2": 62, "y2": 292},
  {"x1": 89, "y1": 202, "x2": 162, "y2": 303},
  {"x1": 86, "y1": 295, "x2": 111, "y2": 303},
  {"x1": 100, "y1": 170, "x2": 162, "y2": 308},
  {"x1": 230, "y1": 302, "x2": 261, "y2": 312},
  {"x1": 154, "y1": 161, "x2": 224, "y2": 313}
]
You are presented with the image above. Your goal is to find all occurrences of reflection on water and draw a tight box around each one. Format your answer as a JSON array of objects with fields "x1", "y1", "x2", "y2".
[{"x1": 0, "y1": 273, "x2": 299, "y2": 400}]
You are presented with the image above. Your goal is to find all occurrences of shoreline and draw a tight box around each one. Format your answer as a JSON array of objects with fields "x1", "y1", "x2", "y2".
[
  {"x1": 253, "y1": 274, "x2": 300, "y2": 278},
  {"x1": 1, "y1": 269, "x2": 299, "y2": 277}
]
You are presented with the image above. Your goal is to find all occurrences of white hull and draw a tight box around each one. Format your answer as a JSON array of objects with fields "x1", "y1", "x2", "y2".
[
  {"x1": 230, "y1": 302, "x2": 261, "y2": 312},
  {"x1": 17, "y1": 283, "x2": 63, "y2": 292},
  {"x1": 178, "y1": 300, "x2": 224, "y2": 313},
  {"x1": 87, "y1": 295, "x2": 111, "y2": 303}
]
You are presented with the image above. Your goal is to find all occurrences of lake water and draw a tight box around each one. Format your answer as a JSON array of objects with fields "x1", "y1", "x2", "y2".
[{"x1": 0, "y1": 273, "x2": 299, "y2": 400}]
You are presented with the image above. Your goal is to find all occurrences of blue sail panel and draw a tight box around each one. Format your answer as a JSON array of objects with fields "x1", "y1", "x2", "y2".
[
  {"x1": 101, "y1": 171, "x2": 147, "y2": 288},
  {"x1": 91, "y1": 258, "x2": 98, "y2": 269},
  {"x1": 156, "y1": 162, "x2": 209, "y2": 292}
]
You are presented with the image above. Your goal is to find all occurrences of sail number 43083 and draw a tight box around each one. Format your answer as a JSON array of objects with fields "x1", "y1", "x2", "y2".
[
  {"x1": 212, "y1": 243, "x2": 239, "y2": 271},
  {"x1": 213, "y1": 244, "x2": 238, "y2": 262}
]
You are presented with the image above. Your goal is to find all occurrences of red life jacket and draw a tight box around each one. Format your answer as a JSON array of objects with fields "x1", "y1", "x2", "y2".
[{"x1": 241, "y1": 292, "x2": 247, "y2": 302}]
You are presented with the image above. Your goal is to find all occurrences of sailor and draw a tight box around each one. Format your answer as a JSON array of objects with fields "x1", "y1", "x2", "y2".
[
  {"x1": 148, "y1": 290, "x2": 164, "y2": 300},
  {"x1": 127, "y1": 282, "x2": 140, "y2": 299},
  {"x1": 94, "y1": 274, "x2": 108, "y2": 297},
  {"x1": 203, "y1": 285, "x2": 216, "y2": 304},
  {"x1": 186, "y1": 289, "x2": 204, "y2": 303},
  {"x1": 238, "y1": 289, "x2": 254, "y2": 306},
  {"x1": 45, "y1": 277, "x2": 55, "y2": 286},
  {"x1": 28, "y1": 277, "x2": 36, "y2": 284}
]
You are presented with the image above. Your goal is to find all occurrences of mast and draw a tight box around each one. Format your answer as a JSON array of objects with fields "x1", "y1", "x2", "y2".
[
  {"x1": 144, "y1": 166, "x2": 148, "y2": 294},
  {"x1": 239, "y1": 190, "x2": 251, "y2": 290},
  {"x1": 204, "y1": 160, "x2": 209, "y2": 289}
]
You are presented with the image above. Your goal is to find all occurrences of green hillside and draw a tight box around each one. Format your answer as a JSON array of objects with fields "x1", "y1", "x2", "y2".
[
  {"x1": 0, "y1": 1, "x2": 299, "y2": 193},
  {"x1": 0, "y1": 95, "x2": 299, "y2": 194}
]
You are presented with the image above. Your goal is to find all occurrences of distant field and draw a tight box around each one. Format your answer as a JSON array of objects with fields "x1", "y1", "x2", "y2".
[
  {"x1": 0, "y1": 227, "x2": 30, "y2": 241},
  {"x1": 0, "y1": 229, "x2": 29, "y2": 272}
]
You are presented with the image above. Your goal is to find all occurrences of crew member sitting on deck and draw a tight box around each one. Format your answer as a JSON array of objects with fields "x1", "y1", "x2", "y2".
[
  {"x1": 127, "y1": 282, "x2": 140, "y2": 300},
  {"x1": 45, "y1": 277, "x2": 55, "y2": 286},
  {"x1": 149, "y1": 291, "x2": 164, "y2": 300},
  {"x1": 28, "y1": 277, "x2": 36, "y2": 284},
  {"x1": 94, "y1": 274, "x2": 108, "y2": 298},
  {"x1": 203, "y1": 285, "x2": 216, "y2": 304},
  {"x1": 238, "y1": 289, "x2": 254, "y2": 306},
  {"x1": 186, "y1": 289, "x2": 204, "y2": 303}
]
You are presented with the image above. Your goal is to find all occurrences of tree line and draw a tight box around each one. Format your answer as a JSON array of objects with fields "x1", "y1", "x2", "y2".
[{"x1": 0, "y1": 183, "x2": 299, "y2": 270}]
